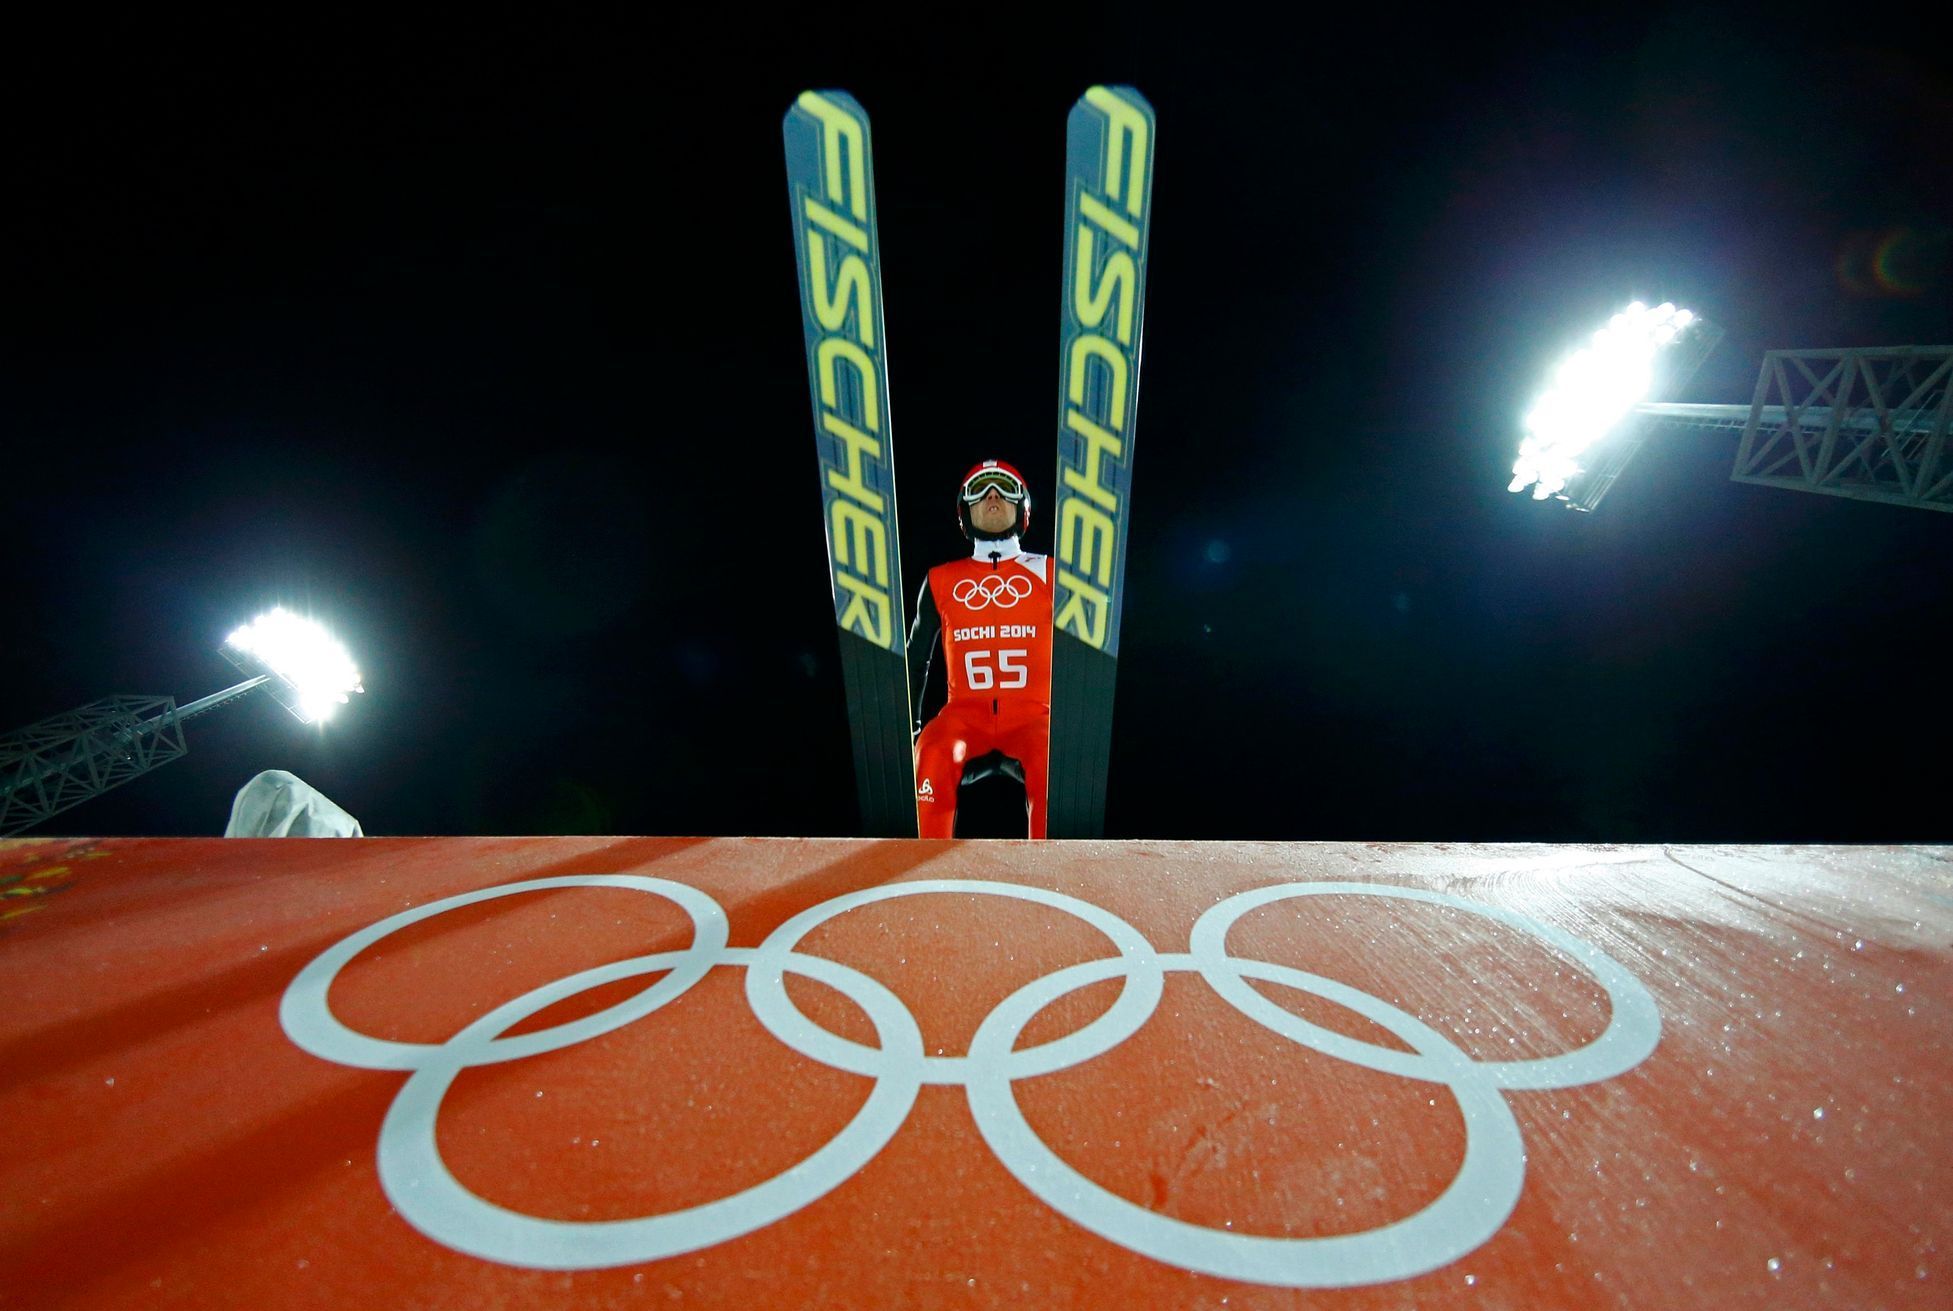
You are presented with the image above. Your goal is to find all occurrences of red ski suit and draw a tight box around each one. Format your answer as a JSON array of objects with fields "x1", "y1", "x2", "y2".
[{"x1": 908, "y1": 542, "x2": 1053, "y2": 838}]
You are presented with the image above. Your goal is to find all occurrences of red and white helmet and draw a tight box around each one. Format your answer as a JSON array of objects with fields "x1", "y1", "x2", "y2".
[{"x1": 957, "y1": 459, "x2": 1032, "y2": 539}]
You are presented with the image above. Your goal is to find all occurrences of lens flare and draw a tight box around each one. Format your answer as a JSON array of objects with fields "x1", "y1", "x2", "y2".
[
  {"x1": 1510, "y1": 301, "x2": 1699, "y2": 501},
  {"x1": 226, "y1": 608, "x2": 365, "y2": 723}
]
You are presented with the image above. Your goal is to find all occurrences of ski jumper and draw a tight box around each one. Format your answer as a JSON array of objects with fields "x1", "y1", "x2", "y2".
[{"x1": 907, "y1": 536, "x2": 1053, "y2": 838}]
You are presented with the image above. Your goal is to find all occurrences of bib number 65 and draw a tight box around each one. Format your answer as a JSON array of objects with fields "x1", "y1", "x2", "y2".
[{"x1": 964, "y1": 648, "x2": 1028, "y2": 690}]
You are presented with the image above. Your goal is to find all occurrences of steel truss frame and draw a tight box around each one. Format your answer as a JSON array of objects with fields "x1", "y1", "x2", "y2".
[
  {"x1": 0, "y1": 697, "x2": 188, "y2": 838},
  {"x1": 1724, "y1": 346, "x2": 1953, "y2": 512}
]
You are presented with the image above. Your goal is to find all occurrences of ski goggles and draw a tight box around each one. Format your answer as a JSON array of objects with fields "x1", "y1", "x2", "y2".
[{"x1": 960, "y1": 471, "x2": 1027, "y2": 503}]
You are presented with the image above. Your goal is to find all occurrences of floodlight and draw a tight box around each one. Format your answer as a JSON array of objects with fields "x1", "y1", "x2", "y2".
[
  {"x1": 2, "y1": 605, "x2": 368, "y2": 836},
  {"x1": 1510, "y1": 301, "x2": 1722, "y2": 512},
  {"x1": 222, "y1": 607, "x2": 365, "y2": 724}
]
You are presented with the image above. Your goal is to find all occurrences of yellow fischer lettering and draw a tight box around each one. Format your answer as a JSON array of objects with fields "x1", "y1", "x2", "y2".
[
  {"x1": 1047, "y1": 89, "x2": 1150, "y2": 657},
  {"x1": 1054, "y1": 567, "x2": 1111, "y2": 648},
  {"x1": 822, "y1": 413, "x2": 885, "y2": 513},
  {"x1": 835, "y1": 572, "x2": 892, "y2": 647},
  {"x1": 802, "y1": 196, "x2": 868, "y2": 251},
  {"x1": 807, "y1": 233, "x2": 875, "y2": 348},
  {"x1": 1062, "y1": 409, "x2": 1123, "y2": 511},
  {"x1": 794, "y1": 95, "x2": 902, "y2": 653},
  {"x1": 796, "y1": 92, "x2": 868, "y2": 219},
  {"x1": 1068, "y1": 333, "x2": 1129, "y2": 428},
  {"x1": 1085, "y1": 87, "x2": 1149, "y2": 216},
  {"x1": 817, "y1": 337, "x2": 880, "y2": 432},
  {"x1": 1074, "y1": 229, "x2": 1136, "y2": 344},
  {"x1": 1077, "y1": 192, "x2": 1140, "y2": 251},
  {"x1": 831, "y1": 500, "x2": 890, "y2": 587},
  {"x1": 1060, "y1": 498, "x2": 1118, "y2": 588}
]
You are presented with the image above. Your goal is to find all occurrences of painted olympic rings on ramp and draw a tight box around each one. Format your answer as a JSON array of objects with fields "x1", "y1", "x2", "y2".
[{"x1": 281, "y1": 876, "x2": 1660, "y2": 1287}]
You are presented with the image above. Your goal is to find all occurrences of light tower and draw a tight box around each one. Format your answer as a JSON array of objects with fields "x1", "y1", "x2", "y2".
[
  {"x1": 0, "y1": 607, "x2": 364, "y2": 837},
  {"x1": 1639, "y1": 346, "x2": 1953, "y2": 513},
  {"x1": 1510, "y1": 302, "x2": 1953, "y2": 514}
]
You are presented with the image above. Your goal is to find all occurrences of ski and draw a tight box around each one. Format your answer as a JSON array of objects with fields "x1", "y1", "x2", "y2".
[
  {"x1": 783, "y1": 90, "x2": 917, "y2": 837},
  {"x1": 1047, "y1": 86, "x2": 1156, "y2": 839}
]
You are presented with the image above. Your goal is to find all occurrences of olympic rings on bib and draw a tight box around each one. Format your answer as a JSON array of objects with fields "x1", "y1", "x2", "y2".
[
  {"x1": 951, "y1": 576, "x2": 1033, "y2": 610},
  {"x1": 282, "y1": 876, "x2": 1661, "y2": 1286}
]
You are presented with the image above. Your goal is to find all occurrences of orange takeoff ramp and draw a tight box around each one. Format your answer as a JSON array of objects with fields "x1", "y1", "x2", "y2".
[{"x1": 2, "y1": 838, "x2": 1947, "y2": 1308}]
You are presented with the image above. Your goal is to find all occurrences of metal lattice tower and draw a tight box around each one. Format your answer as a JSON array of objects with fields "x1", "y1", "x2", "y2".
[
  {"x1": 1638, "y1": 345, "x2": 1953, "y2": 513},
  {"x1": 0, "y1": 675, "x2": 271, "y2": 838},
  {"x1": 0, "y1": 698, "x2": 189, "y2": 837}
]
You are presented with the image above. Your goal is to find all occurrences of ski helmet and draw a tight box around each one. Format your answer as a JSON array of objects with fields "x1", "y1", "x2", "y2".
[{"x1": 957, "y1": 459, "x2": 1031, "y2": 539}]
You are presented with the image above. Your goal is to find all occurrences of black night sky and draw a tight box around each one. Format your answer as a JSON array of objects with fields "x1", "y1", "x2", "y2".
[{"x1": 5, "y1": 7, "x2": 1948, "y2": 841}]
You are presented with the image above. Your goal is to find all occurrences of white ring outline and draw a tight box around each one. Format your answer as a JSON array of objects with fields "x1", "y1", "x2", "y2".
[
  {"x1": 744, "y1": 880, "x2": 1164, "y2": 1084},
  {"x1": 375, "y1": 949, "x2": 923, "y2": 1270},
  {"x1": 280, "y1": 874, "x2": 729, "y2": 1070},
  {"x1": 1189, "y1": 882, "x2": 1661, "y2": 1089},
  {"x1": 951, "y1": 575, "x2": 1033, "y2": 610},
  {"x1": 965, "y1": 953, "x2": 1525, "y2": 1287},
  {"x1": 281, "y1": 874, "x2": 1663, "y2": 1285}
]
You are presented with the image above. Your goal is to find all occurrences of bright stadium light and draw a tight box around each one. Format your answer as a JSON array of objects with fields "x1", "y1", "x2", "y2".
[
  {"x1": 223, "y1": 608, "x2": 365, "y2": 723},
  {"x1": 1510, "y1": 301, "x2": 1704, "y2": 505},
  {"x1": 1511, "y1": 302, "x2": 1949, "y2": 515},
  {"x1": 1, "y1": 605, "x2": 367, "y2": 836}
]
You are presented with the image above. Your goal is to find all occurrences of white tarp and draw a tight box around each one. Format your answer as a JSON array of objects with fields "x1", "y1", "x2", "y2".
[{"x1": 224, "y1": 770, "x2": 363, "y2": 837}]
